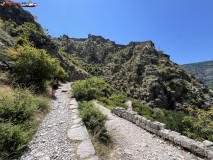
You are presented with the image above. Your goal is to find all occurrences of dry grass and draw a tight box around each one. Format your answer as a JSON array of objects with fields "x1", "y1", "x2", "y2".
[
  {"x1": 0, "y1": 83, "x2": 14, "y2": 99},
  {"x1": 89, "y1": 132, "x2": 113, "y2": 160}
]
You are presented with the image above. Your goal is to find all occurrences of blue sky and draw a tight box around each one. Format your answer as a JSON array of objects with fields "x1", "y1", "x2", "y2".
[{"x1": 24, "y1": 0, "x2": 213, "y2": 64}]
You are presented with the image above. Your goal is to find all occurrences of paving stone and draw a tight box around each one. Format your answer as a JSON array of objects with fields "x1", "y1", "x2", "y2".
[
  {"x1": 88, "y1": 156, "x2": 99, "y2": 160},
  {"x1": 70, "y1": 104, "x2": 78, "y2": 109},
  {"x1": 67, "y1": 126, "x2": 89, "y2": 141},
  {"x1": 77, "y1": 139, "x2": 96, "y2": 158},
  {"x1": 70, "y1": 99, "x2": 78, "y2": 105}
]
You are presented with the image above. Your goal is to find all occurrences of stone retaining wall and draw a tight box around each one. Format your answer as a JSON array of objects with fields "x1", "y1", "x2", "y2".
[{"x1": 111, "y1": 107, "x2": 213, "y2": 159}]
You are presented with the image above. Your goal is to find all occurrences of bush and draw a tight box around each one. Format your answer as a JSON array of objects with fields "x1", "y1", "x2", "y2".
[
  {"x1": 33, "y1": 96, "x2": 51, "y2": 113},
  {"x1": 98, "y1": 94, "x2": 127, "y2": 109},
  {"x1": 72, "y1": 78, "x2": 112, "y2": 101},
  {"x1": 70, "y1": 57, "x2": 79, "y2": 66},
  {"x1": 79, "y1": 101, "x2": 107, "y2": 131},
  {"x1": 0, "y1": 123, "x2": 33, "y2": 159},
  {"x1": 154, "y1": 109, "x2": 187, "y2": 133},
  {"x1": 183, "y1": 107, "x2": 213, "y2": 141},
  {"x1": 0, "y1": 88, "x2": 37, "y2": 124},
  {"x1": 78, "y1": 101, "x2": 112, "y2": 145},
  {"x1": 11, "y1": 46, "x2": 67, "y2": 91},
  {"x1": 0, "y1": 86, "x2": 50, "y2": 159},
  {"x1": 132, "y1": 100, "x2": 154, "y2": 120}
]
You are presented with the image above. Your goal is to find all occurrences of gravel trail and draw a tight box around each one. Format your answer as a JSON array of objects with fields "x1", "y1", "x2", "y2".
[
  {"x1": 95, "y1": 102, "x2": 204, "y2": 160},
  {"x1": 20, "y1": 83, "x2": 76, "y2": 160}
]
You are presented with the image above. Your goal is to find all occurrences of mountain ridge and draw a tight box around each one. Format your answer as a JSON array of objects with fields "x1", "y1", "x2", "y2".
[
  {"x1": 183, "y1": 60, "x2": 213, "y2": 87},
  {"x1": 54, "y1": 34, "x2": 213, "y2": 111}
]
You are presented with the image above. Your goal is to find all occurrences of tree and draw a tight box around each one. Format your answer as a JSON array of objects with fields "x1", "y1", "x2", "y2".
[{"x1": 11, "y1": 46, "x2": 67, "y2": 91}]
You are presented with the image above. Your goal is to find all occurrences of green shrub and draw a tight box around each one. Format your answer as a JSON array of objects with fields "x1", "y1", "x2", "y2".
[
  {"x1": 72, "y1": 78, "x2": 112, "y2": 101},
  {"x1": 56, "y1": 69, "x2": 68, "y2": 82},
  {"x1": 0, "y1": 88, "x2": 37, "y2": 124},
  {"x1": 183, "y1": 107, "x2": 213, "y2": 141},
  {"x1": 78, "y1": 101, "x2": 112, "y2": 145},
  {"x1": 0, "y1": 123, "x2": 33, "y2": 159},
  {"x1": 98, "y1": 94, "x2": 127, "y2": 109},
  {"x1": 79, "y1": 101, "x2": 107, "y2": 131},
  {"x1": 15, "y1": 37, "x2": 29, "y2": 47},
  {"x1": 70, "y1": 57, "x2": 79, "y2": 66},
  {"x1": 154, "y1": 109, "x2": 187, "y2": 133},
  {"x1": 133, "y1": 100, "x2": 154, "y2": 120},
  {"x1": 11, "y1": 46, "x2": 67, "y2": 91},
  {"x1": 33, "y1": 96, "x2": 50, "y2": 113},
  {"x1": 0, "y1": 87, "x2": 50, "y2": 159}
]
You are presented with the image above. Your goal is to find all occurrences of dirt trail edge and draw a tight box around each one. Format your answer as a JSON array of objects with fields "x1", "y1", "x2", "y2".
[
  {"x1": 94, "y1": 102, "x2": 203, "y2": 160},
  {"x1": 20, "y1": 83, "x2": 97, "y2": 160}
]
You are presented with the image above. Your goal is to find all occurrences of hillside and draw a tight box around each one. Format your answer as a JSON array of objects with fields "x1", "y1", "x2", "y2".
[
  {"x1": 0, "y1": 0, "x2": 90, "y2": 81},
  {"x1": 183, "y1": 60, "x2": 213, "y2": 88},
  {"x1": 54, "y1": 35, "x2": 213, "y2": 111}
]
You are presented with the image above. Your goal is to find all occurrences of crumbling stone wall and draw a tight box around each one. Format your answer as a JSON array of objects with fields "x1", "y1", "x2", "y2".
[
  {"x1": 129, "y1": 40, "x2": 155, "y2": 48},
  {"x1": 111, "y1": 107, "x2": 213, "y2": 159}
]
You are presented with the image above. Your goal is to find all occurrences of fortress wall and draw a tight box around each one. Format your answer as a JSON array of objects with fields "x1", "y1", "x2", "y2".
[
  {"x1": 70, "y1": 38, "x2": 87, "y2": 42},
  {"x1": 129, "y1": 40, "x2": 155, "y2": 48},
  {"x1": 111, "y1": 107, "x2": 213, "y2": 159}
]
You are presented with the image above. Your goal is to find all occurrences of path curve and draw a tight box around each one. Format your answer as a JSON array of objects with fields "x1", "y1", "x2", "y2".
[{"x1": 95, "y1": 102, "x2": 203, "y2": 160}]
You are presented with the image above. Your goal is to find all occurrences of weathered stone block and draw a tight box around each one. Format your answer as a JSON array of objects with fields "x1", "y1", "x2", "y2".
[
  {"x1": 154, "y1": 122, "x2": 161, "y2": 130},
  {"x1": 150, "y1": 122, "x2": 161, "y2": 130},
  {"x1": 121, "y1": 111, "x2": 127, "y2": 119},
  {"x1": 136, "y1": 116, "x2": 142, "y2": 126},
  {"x1": 156, "y1": 130, "x2": 163, "y2": 137},
  {"x1": 173, "y1": 135, "x2": 182, "y2": 145},
  {"x1": 150, "y1": 128, "x2": 158, "y2": 134},
  {"x1": 136, "y1": 119, "x2": 140, "y2": 126},
  {"x1": 133, "y1": 115, "x2": 139, "y2": 124},
  {"x1": 159, "y1": 123, "x2": 166, "y2": 129},
  {"x1": 146, "y1": 120, "x2": 151, "y2": 126},
  {"x1": 180, "y1": 136, "x2": 195, "y2": 150},
  {"x1": 118, "y1": 110, "x2": 123, "y2": 117},
  {"x1": 203, "y1": 140, "x2": 213, "y2": 150},
  {"x1": 145, "y1": 125, "x2": 152, "y2": 132},
  {"x1": 168, "y1": 131, "x2": 180, "y2": 142},
  {"x1": 141, "y1": 117, "x2": 147, "y2": 124},
  {"x1": 205, "y1": 150, "x2": 213, "y2": 159},
  {"x1": 139, "y1": 121, "x2": 146, "y2": 129},
  {"x1": 129, "y1": 113, "x2": 135, "y2": 123},
  {"x1": 160, "y1": 129, "x2": 171, "y2": 140},
  {"x1": 191, "y1": 141, "x2": 205, "y2": 157}
]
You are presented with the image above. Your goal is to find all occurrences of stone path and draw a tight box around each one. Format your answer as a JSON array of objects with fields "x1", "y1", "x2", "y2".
[
  {"x1": 20, "y1": 83, "x2": 97, "y2": 160},
  {"x1": 95, "y1": 102, "x2": 204, "y2": 160}
]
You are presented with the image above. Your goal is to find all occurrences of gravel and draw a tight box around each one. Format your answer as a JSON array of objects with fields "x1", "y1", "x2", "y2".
[{"x1": 20, "y1": 83, "x2": 76, "y2": 160}]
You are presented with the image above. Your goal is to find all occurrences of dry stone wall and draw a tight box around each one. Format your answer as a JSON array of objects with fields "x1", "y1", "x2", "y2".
[{"x1": 111, "y1": 107, "x2": 213, "y2": 160}]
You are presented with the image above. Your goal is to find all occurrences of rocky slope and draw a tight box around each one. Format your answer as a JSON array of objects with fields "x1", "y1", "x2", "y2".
[
  {"x1": 183, "y1": 60, "x2": 213, "y2": 87},
  {"x1": 54, "y1": 35, "x2": 213, "y2": 111},
  {"x1": 0, "y1": 1, "x2": 89, "y2": 81}
]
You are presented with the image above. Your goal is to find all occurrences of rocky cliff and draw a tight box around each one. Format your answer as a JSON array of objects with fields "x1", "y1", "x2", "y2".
[
  {"x1": 54, "y1": 34, "x2": 213, "y2": 111},
  {"x1": 0, "y1": 1, "x2": 90, "y2": 81}
]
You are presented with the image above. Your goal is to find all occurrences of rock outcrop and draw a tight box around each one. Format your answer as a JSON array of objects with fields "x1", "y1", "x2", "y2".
[{"x1": 0, "y1": 1, "x2": 90, "y2": 81}]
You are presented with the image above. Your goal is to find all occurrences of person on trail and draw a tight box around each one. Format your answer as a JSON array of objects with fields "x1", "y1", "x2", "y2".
[{"x1": 52, "y1": 77, "x2": 58, "y2": 98}]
